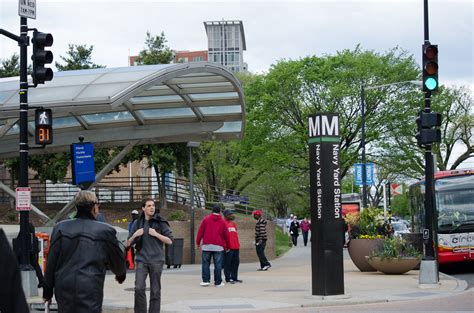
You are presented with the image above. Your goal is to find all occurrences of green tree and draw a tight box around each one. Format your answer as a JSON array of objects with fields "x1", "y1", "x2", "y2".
[
  {"x1": 135, "y1": 32, "x2": 174, "y2": 65},
  {"x1": 0, "y1": 54, "x2": 20, "y2": 77},
  {"x1": 55, "y1": 44, "x2": 105, "y2": 71}
]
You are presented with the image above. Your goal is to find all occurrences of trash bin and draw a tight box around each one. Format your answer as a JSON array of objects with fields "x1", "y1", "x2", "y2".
[{"x1": 166, "y1": 238, "x2": 184, "y2": 269}]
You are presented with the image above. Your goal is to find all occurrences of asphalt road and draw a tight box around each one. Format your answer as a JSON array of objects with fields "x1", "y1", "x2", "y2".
[{"x1": 441, "y1": 261, "x2": 474, "y2": 289}]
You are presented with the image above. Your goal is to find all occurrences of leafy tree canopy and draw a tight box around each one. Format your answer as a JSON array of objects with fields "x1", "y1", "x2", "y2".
[
  {"x1": 135, "y1": 31, "x2": 174, "y2": 65},
  {"x1": 55, "y1": 44, "x2": 105, "y2": 71}
]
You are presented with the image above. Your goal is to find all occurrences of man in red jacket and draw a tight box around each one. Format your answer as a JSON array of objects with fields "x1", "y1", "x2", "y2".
[
  {"x1": 196, "y1": 204, "x2": 230, "y2": 287},
  {"x1": 223, "y1": 209, "x2": 243, "y2": 284}
]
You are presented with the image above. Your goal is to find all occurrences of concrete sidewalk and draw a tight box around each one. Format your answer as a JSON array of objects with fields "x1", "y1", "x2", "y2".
[{"x1": 29, "y1": 240, "x2": 466, "y2": 312}]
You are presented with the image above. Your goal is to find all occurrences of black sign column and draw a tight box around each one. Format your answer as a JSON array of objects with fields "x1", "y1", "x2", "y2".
[{"x1": 308, "y1": 113, "x2": 344, "y2": 296}]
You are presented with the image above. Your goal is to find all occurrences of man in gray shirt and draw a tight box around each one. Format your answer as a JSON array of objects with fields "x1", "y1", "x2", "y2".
[{"x1": 127, "y1": 198, "x2": 173, "y2": 313}]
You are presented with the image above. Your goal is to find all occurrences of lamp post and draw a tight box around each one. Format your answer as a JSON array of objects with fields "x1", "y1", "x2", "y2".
[
  {"x1": 187, "y1": 141, "x2": 200, "y2": 264},
  {"x1": 360, "y1": 80, "x2": 421, "y2": 208}
]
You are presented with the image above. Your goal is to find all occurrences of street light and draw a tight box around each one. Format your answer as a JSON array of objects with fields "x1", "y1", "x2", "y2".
[
  {"x1": 360, "y1": 80, "x2": 421, "y2": 208},
  {"x1": 187, "y1": 141, "x2": 200, "y2": 264}
]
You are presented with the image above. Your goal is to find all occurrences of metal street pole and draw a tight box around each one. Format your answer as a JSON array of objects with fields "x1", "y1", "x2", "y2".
[
  {"x1": 189, "y1": 146, "x2": 195, "y2": 264},
  {"x1": 419, "y1": 0, "x2": 439, "y2": 286},
  {"x1": 360, "y1": 86, "x2": 368, "y2": 209},
  {"x1": 187, "y1": 141, "x2": 200, "y2": 264},
  {"x1": 19, "y1": 16, "x2": 32, "y2": 271}
]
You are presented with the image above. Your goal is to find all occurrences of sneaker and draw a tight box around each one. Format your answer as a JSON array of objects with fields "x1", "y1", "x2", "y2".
[
  {"x1": 257, "y1": 268, "x2": 264, "y2": 271},
  {"x1": 215, "y1": 282, "x2": 225, "y2": 287},
  {"x1": 262, "y1": 265, "x2": 271, "y2": 271},
  {"x1": 200, "y1": 282, "x2": 210, "y2": 287},
  {"x1": 234, "y1": 279, "x2": 243, "y2": 283},
  {"x1": 229, "y1": 280, "x2": 235, "y2": 284}
]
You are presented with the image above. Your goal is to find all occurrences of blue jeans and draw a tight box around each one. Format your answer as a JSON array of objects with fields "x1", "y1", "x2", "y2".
[
  {"x1": 201, "y1": 250, "x2": 224, "y2": 285},
  {"x1": 224, "y1": 249, "x2": 240, "y2": 281}
]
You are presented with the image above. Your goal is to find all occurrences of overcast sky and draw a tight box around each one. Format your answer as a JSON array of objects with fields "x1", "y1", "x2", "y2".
[{"x1": 1, "y1": 0, "x2": 472, "y2": 89}]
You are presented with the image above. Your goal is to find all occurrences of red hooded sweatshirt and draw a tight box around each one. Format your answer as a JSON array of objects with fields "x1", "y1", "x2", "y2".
[
  {"x1": 224, "y1": 219, "x2": 240, "y2": 250},
  {"x1": 196, "y1": 213, "x2": 230, "y2": 250}
]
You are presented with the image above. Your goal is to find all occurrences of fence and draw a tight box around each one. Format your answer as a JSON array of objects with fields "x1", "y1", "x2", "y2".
[{"x1": 0, "y1": 175, "x2": 271, "y2": 215}]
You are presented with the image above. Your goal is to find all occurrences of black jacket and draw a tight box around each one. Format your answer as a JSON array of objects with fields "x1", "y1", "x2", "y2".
[
  {"x1": 43, "y1": 217, "x2": 126, "y2": 313},
  {"x1": 129, "y1": 212, "x2": 173, "y2": 261},
  {"x1": 0, "y1": 229, "x2": 29, "y2": 313},
  {"x1": 290, "y1": 220, "x2": 300, "y2": 236}
]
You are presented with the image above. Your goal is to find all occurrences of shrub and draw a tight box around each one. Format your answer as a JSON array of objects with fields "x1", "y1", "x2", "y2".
[
  {"x1": 168, "y1": 210, "x2": 187, "y2": 221},
  {"x1": 369, "y1": 236, "x2": 422, "y2": 260},
  {"x1": 344, "y1": 207, "x2": 390, "y2": 239}
]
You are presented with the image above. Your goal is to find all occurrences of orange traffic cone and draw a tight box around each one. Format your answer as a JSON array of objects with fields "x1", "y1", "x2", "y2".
[{"x1": 126, "y1": 248, "x2": 135, "y2": 270}]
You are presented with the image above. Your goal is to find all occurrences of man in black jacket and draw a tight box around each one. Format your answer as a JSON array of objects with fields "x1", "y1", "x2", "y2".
[
  {"x1": 127, "y1": 198, "x2": 173, "y2": 313},
  {"x1": 0, "y1": 229, "x2": 29, "y2": 313},
  {"x1": 43, "y1": 190, "x2": 127, "y2": 313}
]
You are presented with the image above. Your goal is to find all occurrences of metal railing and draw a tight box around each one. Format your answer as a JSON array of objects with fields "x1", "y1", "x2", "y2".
[{"x1": 0, "y1": 175, "x2": 270, "y2": 215}]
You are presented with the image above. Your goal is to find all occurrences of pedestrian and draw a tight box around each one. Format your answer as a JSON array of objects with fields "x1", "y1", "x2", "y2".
[
  {"x1": 285, "y1": 213, "x2": 293, "y2": 234},
  {"x1": 0, "y1": 229, "x2": 29, "y2": 313},
  {"x1": 253, "y1": 210, "x2": 271, "y2": 271},
  {"x1": 300, "y1": 217, "x2": 311, "y2": 246},
  {"x1": 223, "y1": 209, "x2": 242, "y2": 284},
  {"x1": 289, "y1": 215, "x2": 300, "y2": 246},
  {"x1": 127, "y1": 198, "x2": 173, "y2": 313},
  {"x1": 43, "y1": 190, "x2": 126, "y2": 313},
  {"x1": 127, "y1": 210, "x2": 140, "y2": 269},
  {"x1": 196, "y1": 204, "x2": 230, "y2": 287},
  {"x1": 14, "y1": 215, "x2": 44, "y2": 288}
]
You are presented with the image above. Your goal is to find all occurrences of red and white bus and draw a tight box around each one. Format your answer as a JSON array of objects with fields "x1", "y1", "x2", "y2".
[{"x1": 409, "y1": 169, "x2": 474, "y2": 265}]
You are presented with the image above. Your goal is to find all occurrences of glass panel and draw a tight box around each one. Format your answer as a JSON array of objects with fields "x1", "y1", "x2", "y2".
[
  {"x1": 6, "y1": 123, "x2": 19, "y2": 135},
  {"x1": 179, "y1": 82, "x2": 232, "y2": 89},
  {"x1": 129, "y1": 95, "x2": 183, "y2": 105},
  {"x1": 189, "y1": 92, "x2": 239, "y2": 101},
  {"x1": 215, "y1": 121, "x2": 242, "y2": 133},
  {"x1": 53, "y1": 117, "x2": 81, "y2": 128},
  {"x1": 78, "y1": 82, "x2": 132, "y2": 100},
  {"x1": 200, "y1": 105, "x2": 241, "y2": 115},
  {"x1": 138, "y1": 108, "x2": 195, "y2": 119},
  {"x1": 82, "y1": 111, "x2": 134, "y2": 124}
]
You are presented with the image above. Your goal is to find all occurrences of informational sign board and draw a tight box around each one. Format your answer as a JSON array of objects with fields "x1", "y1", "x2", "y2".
[
  {"x1": 354, "y1": 163, "x2": 374, "y2": 186},
  {"x1": 390, "y1": 183, "x2": 403, "y2": 196},
  {"x1": 16, "y1": 187, "x2": 32, "y2": 211},
  {"x1": 18, "y1": 0, "x2": 36, "y2": 19},
  {"x1": 308, "y1": 113, "x2": 344, "y2": 296},
  {"x1": 71, "y1": 142, "x2": 95, "y2": 187}
]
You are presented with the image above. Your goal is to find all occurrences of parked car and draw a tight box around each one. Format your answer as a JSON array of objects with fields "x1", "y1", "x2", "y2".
[{"x1": 391, "y1": 221, "x2": 410, "y2": 237}]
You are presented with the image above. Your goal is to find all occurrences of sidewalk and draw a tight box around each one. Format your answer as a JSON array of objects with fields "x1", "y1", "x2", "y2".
[{"x1": 29, "y1": 236, "x2": 467, "y2": 313}]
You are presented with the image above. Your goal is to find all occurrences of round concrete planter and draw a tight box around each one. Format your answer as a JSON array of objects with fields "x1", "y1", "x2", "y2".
[
  {"x1": 347, "y1": 238, "x2": 384, "y2": 272},
  {"x1": 366, "y1": 257, "x2": 420, "y2": 274}
]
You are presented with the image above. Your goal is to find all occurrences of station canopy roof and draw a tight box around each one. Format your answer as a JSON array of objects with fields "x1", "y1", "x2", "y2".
[{"x1": 0, "y1": 63, "x2": 245, "y2": 159}]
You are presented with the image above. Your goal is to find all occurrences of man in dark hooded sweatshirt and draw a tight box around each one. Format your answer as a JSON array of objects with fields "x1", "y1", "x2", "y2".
[
  {"x1": 43, "y1": 190, "x2": 126, "y2": 313},
  {"x1": 127, "y1": 198, "x2": 173, "y2": 313}
]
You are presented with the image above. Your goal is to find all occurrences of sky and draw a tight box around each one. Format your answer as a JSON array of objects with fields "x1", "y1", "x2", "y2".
[
  {"x1": 1, "y1": 0, "x2": 473, "y2": 167},
  {"x1": 1, "y1": 0, "x2": 472, "y2": 88}
]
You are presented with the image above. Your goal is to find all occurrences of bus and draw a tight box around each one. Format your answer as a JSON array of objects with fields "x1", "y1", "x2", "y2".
[{"x1": 409, "y1": 169, "x2": 474, "y2": 265}]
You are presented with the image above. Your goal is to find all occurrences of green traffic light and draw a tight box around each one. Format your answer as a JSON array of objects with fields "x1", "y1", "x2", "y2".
[{"x1": 424, "y1": 77, "x2": 438, "y2": 91}]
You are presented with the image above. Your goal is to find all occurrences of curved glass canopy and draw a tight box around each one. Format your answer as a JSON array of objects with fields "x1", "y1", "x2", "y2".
[{"x1": 0, "y1": 63, "x2": 245, "y2": 159}]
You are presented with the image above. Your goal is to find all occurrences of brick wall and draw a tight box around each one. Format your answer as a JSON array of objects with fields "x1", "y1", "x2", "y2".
[{"x1": 169, "y1": 217, "x2": 275, "y2": 264}]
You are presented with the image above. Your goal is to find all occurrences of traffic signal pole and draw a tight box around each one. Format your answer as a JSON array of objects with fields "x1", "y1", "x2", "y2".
[
  {"x1": 419, "y1": 0, "x2": 439, "y2": 286},
  {"x1": 19, "y1": 17, "x2": 32, "y2": 271}
]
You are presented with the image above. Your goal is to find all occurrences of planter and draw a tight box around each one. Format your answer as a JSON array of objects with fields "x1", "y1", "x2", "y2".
[
  {"x1": 347, "y1": 238, "x2": 384, "y2": 272},
  {"x1": 366, "y1": 257, "x2": 420, "y2": 274}
]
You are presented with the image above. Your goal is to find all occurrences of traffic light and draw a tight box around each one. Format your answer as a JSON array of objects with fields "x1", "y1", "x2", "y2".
[
  {"x1": 415, "y1": 110, "x2": 442, "y2": 147},
  {"x1": 422, "y1": 43, "x2": 438, "y2": 93},
  {"x1": 35, "y1": 108, "x2": 53, "y2": 145},
  {"x1": 31, "y1": 30, "x2": 54, "y2": 85}
]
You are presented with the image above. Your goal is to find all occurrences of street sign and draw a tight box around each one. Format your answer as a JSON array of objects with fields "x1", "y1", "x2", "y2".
[
  {"x1": 71, "y1": 142, "x2": 96, "y2": 187},
  {"x1": 391, "y1": 183, "x2": 403, "y2": 196},
  {"x1": 18, "y1": 0, "x2": 36, "y2": 19},
  {"x1": 16, "y1": 187, "x2": 32, "y2": 211},
  {"x1": 354, "y1": 163, "x2": 374, "y2": 186}
]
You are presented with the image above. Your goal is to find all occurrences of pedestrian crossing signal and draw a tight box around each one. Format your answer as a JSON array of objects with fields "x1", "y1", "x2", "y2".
[{"x1": 35, "y1": 109, "x2": 53, "y2": 145}]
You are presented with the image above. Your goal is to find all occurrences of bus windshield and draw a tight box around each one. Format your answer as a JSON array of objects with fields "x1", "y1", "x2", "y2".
[{"x1": 436, "y1": 174, "x2": 474, "y2": 233}]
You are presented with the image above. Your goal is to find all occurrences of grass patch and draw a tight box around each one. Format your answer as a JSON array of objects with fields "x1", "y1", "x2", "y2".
[{"x1": 275, "y1": 226, "x2": 292, "y2": 257}]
